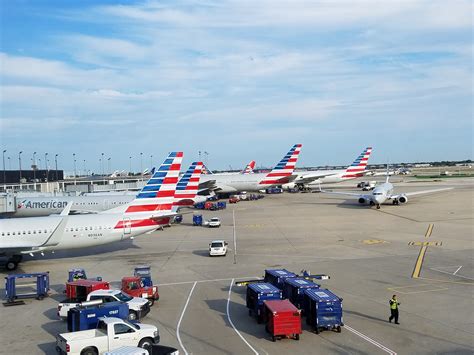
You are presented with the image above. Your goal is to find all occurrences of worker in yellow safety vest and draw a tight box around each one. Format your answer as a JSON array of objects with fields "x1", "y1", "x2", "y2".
[{"x1": 389, "y1": 294, "x2": 400, "y2": 324}]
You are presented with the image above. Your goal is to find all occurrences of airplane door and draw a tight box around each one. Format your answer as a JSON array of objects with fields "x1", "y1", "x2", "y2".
[{"x1": 123, "y1": 217, "x2": 132, "y2": 238}]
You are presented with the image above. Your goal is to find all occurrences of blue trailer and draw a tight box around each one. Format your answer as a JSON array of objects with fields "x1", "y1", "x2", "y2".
[
  {"x1": 283, "y1": 278, "x2": 320, "y2": 311},
  {"x1": 304, "y1": 288, "x2": 343, "y2": 334},
  {"x1": 67, "y1": 301, "x2": 129, "y2": 332},
  {"x1": 264, "y1": 269, "x2": 297, "y2": 290},
  {"x1": 194, "y1": 202, "x2": 205, "y2": 209},
  {"x1": 217, "y1": 201, "x2": 227, "y2": 209},
  {"x1": 4, "y1": 272, "x2": 50, "y2": 303},
  {"x1": 246, "y1": 283, "x2": 282, "y2": 323},
  {"x1": 193, "y1": 214, "x2": 203, "y2": 226},
  {"x1": 134, "y1": 265, "x2": 153, "y2": 287}
]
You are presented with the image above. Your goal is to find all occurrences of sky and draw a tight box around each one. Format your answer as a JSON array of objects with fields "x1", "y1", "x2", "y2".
[{"x1": 0, "y1": 0, "x2": 472, "y2": 173}]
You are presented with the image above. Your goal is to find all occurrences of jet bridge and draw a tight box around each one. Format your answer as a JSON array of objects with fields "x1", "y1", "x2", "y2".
[{"x1": 0, "y1": 193, "x2": 16, "y2": 214}]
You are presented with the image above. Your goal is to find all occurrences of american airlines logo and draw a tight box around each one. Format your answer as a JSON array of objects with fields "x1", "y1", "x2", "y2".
[{"x1": 18, "y1": 200, "x2": 68, "y2": 209}]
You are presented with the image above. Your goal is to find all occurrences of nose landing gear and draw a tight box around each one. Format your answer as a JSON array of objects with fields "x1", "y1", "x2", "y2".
[{"x1": 5, "y1": 255, "x2": 23, "y2": 271}]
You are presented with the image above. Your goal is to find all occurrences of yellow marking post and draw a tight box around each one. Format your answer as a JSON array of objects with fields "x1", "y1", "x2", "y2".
[{"x1": 411, "y1": 224, "x2": 435, "y2": 278}]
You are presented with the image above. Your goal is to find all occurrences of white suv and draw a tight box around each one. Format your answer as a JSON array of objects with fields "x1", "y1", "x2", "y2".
[{"x1": 209, "y1": 240, "x2": 228, "y2": 256}]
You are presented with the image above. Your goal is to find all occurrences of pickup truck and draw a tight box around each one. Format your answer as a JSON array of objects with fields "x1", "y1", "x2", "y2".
[
  {"x1": 58, "y1": 289, "x2": 150, "y2": 321},
  {"x1": 56, "y1": 317, "x2": 159, "y2": 355}
]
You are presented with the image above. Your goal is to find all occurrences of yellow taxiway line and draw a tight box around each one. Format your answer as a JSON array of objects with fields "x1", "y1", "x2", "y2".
[{"x1": 412, "y1": 224, "x2": 434, "y2": 278}]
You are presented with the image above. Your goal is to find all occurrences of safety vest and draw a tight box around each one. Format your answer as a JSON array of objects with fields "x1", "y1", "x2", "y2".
[{"x1": 390, "y1": 299, "x2": 398, "y2": 310}]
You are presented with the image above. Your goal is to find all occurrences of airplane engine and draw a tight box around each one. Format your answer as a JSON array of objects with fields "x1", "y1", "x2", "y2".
[
  {"x1": 358, "y1": 197, "x2": 367, "y2": 204},
  {"x1": 398, "y1": 194, "x2": 408, "y2": 204}
]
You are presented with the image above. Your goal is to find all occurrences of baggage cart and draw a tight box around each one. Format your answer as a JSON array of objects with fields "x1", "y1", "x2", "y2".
[
  {"x1": 4, "y1": 272, "x2": 50, "y2": 303},
  {"x1": 193, "y1": 214, "x2": 203, "y2": 226},
  {"x1": 283, "y1": 278, "x2": 320, "y2": 311},
  {"x1": 134, "y1": 265, "x2": 153, "y2": 287},
  {"x1": 263, "y1": 299, "x2": 302, "y2": 342},
  {"x1": 304, "y1": 288, "x2": 343, "y2": 334},
  {"x1": 67, "y1": 301, "x2": 129, "y2": 332},
  {"x1": 264, "y1": 269, "x2": 297, "y2": 289},
  {"x1": 246, "y1": 283, "x2": 282, "y2": 323}
]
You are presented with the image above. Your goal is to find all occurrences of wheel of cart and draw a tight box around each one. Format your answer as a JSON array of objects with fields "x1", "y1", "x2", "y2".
[
  {"x1": 336, "y1": 326, "x2": 342, "y2": 333},
  {"x1": 295, "y1": 334, "x2": 300, "y2": 340}
]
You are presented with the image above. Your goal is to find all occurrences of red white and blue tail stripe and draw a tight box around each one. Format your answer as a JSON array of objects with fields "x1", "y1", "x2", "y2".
[
  {"x1": 241, "y1": 160, "x2": 256, "y2": 174},
  {"x1": 125, "y1": 152, "x2": 183, "y2": 213},
  {"x1": 174, "y1": 161, "x2": 203, "y2": 206},
  {"x1": 259, "y1": 144, "x2": 302, "y2": 185},
  {"x1": 342, "y1": 147, "x2": 372, "y2": 179}
]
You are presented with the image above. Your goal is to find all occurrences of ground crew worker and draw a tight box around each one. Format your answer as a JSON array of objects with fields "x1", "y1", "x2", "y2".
[{"x1": 389, "y1": 294, "x2": 400, "y2": 324}]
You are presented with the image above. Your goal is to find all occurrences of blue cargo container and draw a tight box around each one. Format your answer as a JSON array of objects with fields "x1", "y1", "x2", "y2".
[
  {"x1": 264, "y1": 269, "x2": 297, "y2": 290},
  {"x1": 246, "y1": 283, "x2": 282, "y2": 323},
  {"x1": 194, "y1": 202, "x2": 205, "y2": 209},
  {"x1": 283, "y1": 278, "x2": 320, "y2": 311},
  {"x1": 67, "y1": 301, "x2": 129, "y2": 332},
  {"x1": 217, "y1": 201, "x2": 227, "y2": 209},
  {"x1": 304, "y1": 288, "x2": 343, "y2": 333},
  {"x1": 193, "y1": 214, "x2": 203, "y2": 226}
]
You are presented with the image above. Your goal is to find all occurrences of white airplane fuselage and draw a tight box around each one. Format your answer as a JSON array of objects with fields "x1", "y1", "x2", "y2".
[
  {"x1": 370, "y1": 182, "x2": 394, "y2": 205},
  {"x1": 200, "y1": 173, "x2": 284, "y2": 193}
]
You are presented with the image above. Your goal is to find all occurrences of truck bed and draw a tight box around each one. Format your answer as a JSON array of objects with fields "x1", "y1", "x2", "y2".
[{"x1": 60, "y1": 328, "x2": 107, "y2": 342}]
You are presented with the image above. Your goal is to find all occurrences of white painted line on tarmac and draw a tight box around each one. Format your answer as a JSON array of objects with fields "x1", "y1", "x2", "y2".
[
  {"x1": 226, "y1": 278, "x2": 259, "y2": 355},
  {"x1": 453, "y1": 266, "x2": 462, "y2": 275},
  {"x1": 430, "y1": 267, "x2": 474, "y2": 280},
  {"x1": 158, "y1": 276, "x2": 259, "y2": 286},
  {"x1": 345, "y1": 325, "x2": 397, "y2": 355},
  {"x1": 176, "y1": 281, "x2": 197, "y2": 355}
]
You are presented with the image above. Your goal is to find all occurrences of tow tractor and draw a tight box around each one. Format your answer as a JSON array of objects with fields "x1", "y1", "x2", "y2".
[{"x1": 121, "y1": 266, "x2": 159, "y2": 306}]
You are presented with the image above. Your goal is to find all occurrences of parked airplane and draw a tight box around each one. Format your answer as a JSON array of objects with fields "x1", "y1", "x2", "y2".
[
  {"x1": 241, "y1": 160, "x2": 256, "y2": 174},
  {"x1": 319, "y1": 174, "x2": 452, "y2": 209},
  {"x1": 3, "y1": 162, "x2": 203, "y2": 218},
  {"x1": 199, "y1": 144, "x2": 302, "y2": 194},
  {"x1": 0, "y1": 152, "x2": 184, "y2": 270},
  {"x1": 283, "y1": 147, "x2": 373, "y2": 190},
  {"x1": 201, "y1": 160, "x2": 256, "y2": 176}
]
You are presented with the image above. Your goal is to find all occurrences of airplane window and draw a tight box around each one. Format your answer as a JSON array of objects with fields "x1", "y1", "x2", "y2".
[
  {"x1": 44, "y1": 229, "x2": 47, "y2": 233},
  {"x1": 12, "y1": 232, "x2": 15, "y2": 235},
  {"x1": 85, "y1": 227, "x2": 88, "y2": 231},
  {"x1": 75, "y1": 228, "x2": 78, "y2": 231},
  {"x1": 7, "y1": 232, "x2": 10, "y2": 236},
  {"x1": 28, "y1": 231, "x2": 31, "y2": 234},
  {"x1": 33, "y1": 230, "x2": 36, "y2": 234}
]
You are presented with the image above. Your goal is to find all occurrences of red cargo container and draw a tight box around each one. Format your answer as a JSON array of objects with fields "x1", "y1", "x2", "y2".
[
  {"x1": 66, "y1": 280, "x2": 110, "y2": 301},
  {"x1": 264, "y1": 299, "x2": 302, "y2": 342}
]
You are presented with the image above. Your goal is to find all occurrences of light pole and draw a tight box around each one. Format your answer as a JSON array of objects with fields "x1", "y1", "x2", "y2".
[
  {"x1": 32, "y1": 151, "x2": 37, "y2": 181},
  {"x1": 45, "y1": 152, "x2": 48, "y2": 170},
  {"x1": 140, "y1": 152, "x2": 143, "y2": 175},
  {"x1": 18, "y1": 151, "x2": 23, "y2": 183},
  {"x1": 73, "y1": 153, "x2": 76, "y2": 178},
  {"x1": 101, "y1": 152, "x2": 104, "y2": 176},
  {"x1": 8, "y1": 156, "x2": 11, "y2": 170},
  {"x1": 107, "y1": 157, "x2": 111, "y2": 175},
  {"x1": 129, "y1": 156, "x2": 132, "y2": 176},
  {"x1": 2, "y1": 150, "x2": 6, "y2": 183},
  {"x1": 150, "y1": 155, "x2": 153, "y2": 169},
  {"x1": 83, "y1": 159, "x2": 86, "y2": 176},
  {"x1": 55, "y1": 154, "x2": 59, "y2": 181}
]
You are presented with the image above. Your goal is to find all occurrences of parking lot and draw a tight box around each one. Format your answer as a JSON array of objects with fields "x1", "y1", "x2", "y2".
[{"x1": 1, "y1": 177, "x2": 473, "y2": 354}]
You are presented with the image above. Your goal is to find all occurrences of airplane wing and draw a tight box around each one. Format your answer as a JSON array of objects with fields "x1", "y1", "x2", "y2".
[
  {"x1": 198, "y1": 179, "x2": 218, "y2": 192},
  {"x1": 294, "y1": 172, "x2": 339, "y2": 185},
  {"x1": 390, "y1": 187, "x2": 453, "y2": 200},
  {"x1": 319, "y1": 186, "x2": 367, "y2": 199}
]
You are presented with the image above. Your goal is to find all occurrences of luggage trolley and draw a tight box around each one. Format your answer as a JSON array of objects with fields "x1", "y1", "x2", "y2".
[{"x1": 4, "y1": 272, "x2": 50, "y2": 304}]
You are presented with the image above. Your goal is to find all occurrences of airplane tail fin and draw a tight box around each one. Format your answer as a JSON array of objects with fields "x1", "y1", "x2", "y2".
[
  {"x1": 174, "y1": 161, "x2": 203, "y2": 206},
  {"x1": 201, "y1": 164, "x2": 212, "y2": 175},
  {"x1": 259, "y1": 144, "x2": 302, "y2": 185},
  {"x1": 241, "y1": 160, "x2": 256, "y2": 174},
  {"x1": 385, "y1": 163, "x2": 390, "y2": 183},
  {"x1": 342, "y1": 147, "x2": 372, "y2": 178},
  {"x1": 125, "y1": 152, "x2": 183, "y2": 214}
]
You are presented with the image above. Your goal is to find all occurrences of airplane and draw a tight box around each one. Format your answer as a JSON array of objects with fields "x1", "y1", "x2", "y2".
[
  {"x1": 319, "y1": 173, "x2": 452, "y2": 209},
  {"x1": 201, "y1": 160, "x2": 256, "y2": 176},
  {"x1": 3, "y1": 162, "x2": 203, "y2": 218},
  {"x1": 283, "y1": 147, "x2": 373, "y2": 190},
  {"x1": 241, "y1": 160, "x2": 256, "y2": 174},
  {"x1": 198, "y1": 144, "x2": 302, "y2": 194},
  {"x1": 0, "y1": 152, "x2": 184, "y2": 270}
]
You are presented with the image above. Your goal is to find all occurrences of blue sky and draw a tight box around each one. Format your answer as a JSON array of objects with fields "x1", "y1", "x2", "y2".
[{"x1": 0, "y1": 0, "x2": 472, "y2": 173}]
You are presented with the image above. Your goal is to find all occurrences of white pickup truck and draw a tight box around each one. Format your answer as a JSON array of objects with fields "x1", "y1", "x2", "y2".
[
  {"x1": 58, "y1": 289, "x2": 150, "y2": 321},
  {"x1": 56, "y1": 317, "x2": 159, "y2": 355}
]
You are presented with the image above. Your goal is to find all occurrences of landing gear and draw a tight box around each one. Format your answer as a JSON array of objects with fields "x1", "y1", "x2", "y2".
[
  {"x1": 376, "y1": 204, "x2": 381, "y2": 209},
  {"x1": 5, "y1": 255, "x2": 22, "y2": 271},
  {"x1": 392, "y1": 200, "x2": 399, "y2": 205}
]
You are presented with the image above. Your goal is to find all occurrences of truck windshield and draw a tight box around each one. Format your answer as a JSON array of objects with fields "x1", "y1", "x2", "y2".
[
  {"x1": 123, "y1": 319, "x2": 140, "y2": 330},
  {"x1": 115, "y1": 292, "x2": 133, "y2": 302}
]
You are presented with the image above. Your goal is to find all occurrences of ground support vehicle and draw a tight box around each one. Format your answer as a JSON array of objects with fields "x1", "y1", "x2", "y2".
[
  {"x1": 217, "y1": 201, "x2": 227, "y2": 209},
  {"x1": 121, "y1": 277, "x2": 159, "y2": 306},
  {"x1": 4, "y1": 272, "x2": 49, "y2": 303},
  {"x1": 263, "y1": 299, "x2": 302, "y2": 342},
  {"x1": 229, "y1": 196, "x2": 239, "y2": 203},
  {"x1": 104, "y1": 347, "x2": 148, "y2": 355},
  {"x1": 192, "y1": 214, "x2": 203, "y2": 226},
  {"x1": 68, "y1": 301, "x2": 129, "y2": 332},
  {"x1": 207, "y1": 217, "x2": 221, "y2": 228},
  {"x1": 246, "y1": 283, "x2": 282, "y2": 323},
  {"x1": 58, "y1": 280, "x2": 110, "y2": 318},
  {"x1": 194, "y1": 202, "x2": 205, "y2": 209},
  {"x1": 264, "y1": 269, "x2": 297, "y2": 290},
  {"x1": 56, "y1": 317, "x2": 159, "y2": 355},
  {"x1": 283, "y1": 278, "x2": 320, "y2": 311},
  {"x1": 209, "y1": 240, "x2": 228, "y2": 256},
  {"x1": 87, "y1": 289, "x2": 150, "y2": 321},
  {"x1": 265, "y1": 187, "x2": 283, "y2": 194},
  {"x1": 304, "y1": 288, "x2": 343, "y2": 334}
]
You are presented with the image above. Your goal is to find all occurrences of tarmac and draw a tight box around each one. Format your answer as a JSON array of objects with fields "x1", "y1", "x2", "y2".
[{"x1": 0, "y1": 176, "x2": 473, "y2": 354}]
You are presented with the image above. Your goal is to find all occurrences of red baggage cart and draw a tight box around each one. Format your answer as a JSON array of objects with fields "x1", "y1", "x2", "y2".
[{"x1": 264, "y1": 299, "x2": 302, "y2": 342}]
